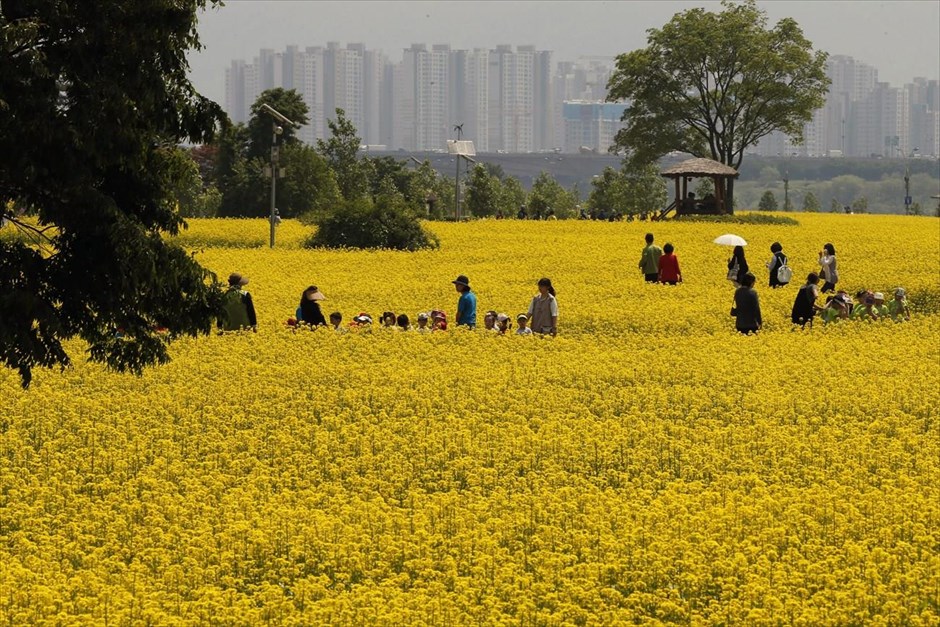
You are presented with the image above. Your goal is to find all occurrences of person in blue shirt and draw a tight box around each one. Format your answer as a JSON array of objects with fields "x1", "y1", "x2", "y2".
[{"x1": 452, "y1": 275, "x2": 477, "y2": 328}]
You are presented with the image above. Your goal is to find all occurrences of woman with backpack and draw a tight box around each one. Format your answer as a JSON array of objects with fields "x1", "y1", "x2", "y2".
[{"x1": 766, "y1": 242, "x2": 791, "y2": 288}]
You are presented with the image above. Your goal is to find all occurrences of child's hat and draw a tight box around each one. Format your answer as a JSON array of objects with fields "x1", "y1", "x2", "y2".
[
  {"x1": 516, "y1": 313, "x2": 528, "y2": 321},
  {"x1": 497, "y1": 313, "x2": 510, "y2": 322},
  {"x1": 895, "y1": 288, "x2": 906, "y2": 298},
  {"x1": 417, "y1": 312, "x2": 429, "y2": 320}
]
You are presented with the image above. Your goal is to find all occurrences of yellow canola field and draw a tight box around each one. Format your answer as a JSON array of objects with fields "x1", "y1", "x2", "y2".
[{"x1": 1, "y1": 214, "x2": 938, "y2": 625}]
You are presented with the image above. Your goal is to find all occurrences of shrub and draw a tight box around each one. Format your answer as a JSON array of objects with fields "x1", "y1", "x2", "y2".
[
  {"x1": 674, "y1": 213, "x2": 799, "y2": 226},
  {"x1": 306, "y1": 194, "x2": 440, "y2": 251}
]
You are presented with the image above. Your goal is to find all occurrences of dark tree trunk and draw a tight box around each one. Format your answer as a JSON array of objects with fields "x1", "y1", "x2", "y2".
[{"x1": 726, "y1": 177, "x2": 735, "y2": 214}]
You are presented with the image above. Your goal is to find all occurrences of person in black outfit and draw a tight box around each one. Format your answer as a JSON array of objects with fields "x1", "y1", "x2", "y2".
[
  {"x1": 791, "y1": 273, "x2": 823, "y2": 328},
  {"x1": 732, "y1": 272, "x2": 762, "y2": 334},
  {"x1": 298, "y1": 285, "x2": 327, "y2": 326},
  {"x1": 728, "y1": 245, "x2": 749, "y2": 287},
  {"x1": 767, "y1": 242, "x2": 789, "y2": 288}
]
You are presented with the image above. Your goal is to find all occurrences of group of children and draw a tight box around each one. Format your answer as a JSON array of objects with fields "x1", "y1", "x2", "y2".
[
  {"x1": 293, "y1": 309, "x2": 538, "y2": 335},
  {"x1": 278, "y1": 274, "x2": 554, "y2": 336},
  {"x1": 797, "y1": 279, "x2": 911, "y2": 326}
]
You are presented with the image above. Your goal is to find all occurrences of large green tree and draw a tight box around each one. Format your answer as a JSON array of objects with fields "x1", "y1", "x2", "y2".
[
  {"x1": 527, "y1": 172, "x2": 578, "y2": 219},
  {"x1": 318, "y1": 108, "x2": 369, "y2": 201},
  {"x1": 464, "y1": 165, "x2": 502, "y2": 217},
  {"x1": 588, "y1": 164, "x2": 667, "y2": 216},
  {"x1": 245, "y1": 88, "x2": 308, "y2": 161},
  {"x1": 0, "y1": 1, "x2": 226, "y2": 386},
  {"x1": 606, "y1": 0, "x2": 829, "y2": 211},
  {"x1": 216, "y1": 90, "x2": 337, "y2": 219}
]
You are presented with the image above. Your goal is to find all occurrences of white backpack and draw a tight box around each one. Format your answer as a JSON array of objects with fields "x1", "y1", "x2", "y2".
[{"x1": 776, "y1": 254, "x2": 793, "y2": 284}]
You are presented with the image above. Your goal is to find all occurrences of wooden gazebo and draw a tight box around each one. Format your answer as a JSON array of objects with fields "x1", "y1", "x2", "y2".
[{"x1": 655, "y1": 157, "x2": 739, "y2": 220}]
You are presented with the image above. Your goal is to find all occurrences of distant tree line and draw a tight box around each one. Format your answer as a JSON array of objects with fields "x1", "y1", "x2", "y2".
[{"x1": 174, "y1": 89, "x2": 672, "y2": 233}]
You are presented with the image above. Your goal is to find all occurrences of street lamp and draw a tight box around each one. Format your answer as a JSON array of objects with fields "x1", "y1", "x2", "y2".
[
  {"x1": 904, "y1": 147, "x2": 919, "y2": 214},
  {"x1": 259, "y1": 103, "x2": 300, "y2": 248},
  {"x1": 447, "y1": 129, "x2": 475, "y2": 221}
]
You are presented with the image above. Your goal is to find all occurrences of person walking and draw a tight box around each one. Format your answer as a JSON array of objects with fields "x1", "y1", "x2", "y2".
[
  {"x1": 219, "y1": 272, "x2": 257, "y2": 332},
  {"x1": 527, "y1": 277, "x2": 559, "y2": 336},
  {"x1": 818, "y1": 243, "x2": 838, "y2": 293},
  {"x1": 638, "y1": 233, "x2": 663, "y2": 283},
  {"x1": 727, "y1": 245, "x2": 749, "y2": 287},
  {"x1": 766, "y1": 242, "x2": 790, "y2": 288},
  {"x1": 297, "y1": 285, "x2": 326, "y2": 326},
  {"x1": 452, "y1": 275, "x2": 477, "y2": 329},
  {"x1": 732, "y1": 272, "x2": 762, "y2": 334},
  {"x1": 658, "y1": 243, "x2": 682, "y2": 285}
]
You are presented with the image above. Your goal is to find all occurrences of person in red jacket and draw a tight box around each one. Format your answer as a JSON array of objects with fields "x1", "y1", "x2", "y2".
[{"x1": 658, "y1": 242, "x2": 682, "y2": 285}]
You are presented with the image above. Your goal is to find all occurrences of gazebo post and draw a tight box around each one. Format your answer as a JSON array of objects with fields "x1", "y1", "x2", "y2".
[{"x1": 674, "y1": 177, "x2": 680, "y2": 213}]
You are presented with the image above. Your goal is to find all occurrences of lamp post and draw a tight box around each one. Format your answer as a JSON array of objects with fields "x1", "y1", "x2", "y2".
[
  {"x1": 448, "y1": 126, "x2": 475, "y2": 221},
  {"x1": 904, "y1": 147, "x2": 918, "y2": 214},
  {"x1": 258, "y1": 103, "x2": 300, "y2": 248}
]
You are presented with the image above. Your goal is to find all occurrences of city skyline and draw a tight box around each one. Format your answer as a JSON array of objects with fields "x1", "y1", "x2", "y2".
[
  {"x1": 189, "y1": 1, "x2": 940, "y2": 106},
  {"x1": 224, "y1": 42, "x2": 940, "y2": 159}
]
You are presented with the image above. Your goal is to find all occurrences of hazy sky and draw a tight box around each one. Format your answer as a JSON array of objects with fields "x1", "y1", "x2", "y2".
[{"x1": 189, "y1": 1, "x2": 940, "y2": 104}]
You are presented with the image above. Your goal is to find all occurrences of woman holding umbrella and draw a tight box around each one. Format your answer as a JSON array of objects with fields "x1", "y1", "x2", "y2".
[
  {"x1": 714, "y1": 234, "x2": 748, "y2": 287},
  {"x1": 727, "y1": 245, "x2": 749, "y2": 288}
]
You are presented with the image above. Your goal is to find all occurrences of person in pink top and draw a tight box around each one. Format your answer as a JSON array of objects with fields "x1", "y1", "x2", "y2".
[{"x1": 658, "y1": 242, "x2": 682, "y2": 285}]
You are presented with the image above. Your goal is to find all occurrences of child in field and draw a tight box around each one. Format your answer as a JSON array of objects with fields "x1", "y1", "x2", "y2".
[
  {"x1": 851, "y1": 291, "x2": 877, "y2": 321},
  {"x1": 396, "y1": 314, "x2": 412, "y2": 331},
  {"x1": 416, "y1": 312, "x2": 431, "y2": 333},
  {"x1": 516, "y1": 313, "x2": 533, "y2": 335},
  {"x1": 381, "y1": 311, "x2": 397, "y2": 328},
  {"x1": 483, "y1": 310, "x2": 498, "y2": 332},
  {"x1": 821, "y1": 293, "x2": 850, "y2": 324},
  {"x1": 352, "y1": 312, "x2": 373, "y2": 327},
  {"x1": 496, "y1": 313, "x2": 511, "y2": 335},
  {"x1": 888, "y1": 288, "x2": 911, "y2": 321},
  {"x1": 431, "y1": 310, "x2": 448, "y2": 331},
  {"x1": 872, "y1": 292, "x2": 889, "y2": 319},
  {"x1": 329, "y1": 312, "x2": 347, "y2": 332}
]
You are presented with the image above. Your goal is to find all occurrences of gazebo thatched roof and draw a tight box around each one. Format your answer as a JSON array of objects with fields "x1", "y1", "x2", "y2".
[{"x1": 660, "y1": 158, "x2": 739, "y2": 178}]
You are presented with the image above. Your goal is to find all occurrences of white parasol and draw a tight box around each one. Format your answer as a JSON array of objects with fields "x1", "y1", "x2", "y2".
[{"x1": 713, "y1": 234, "x2": 747, "y2": 247}]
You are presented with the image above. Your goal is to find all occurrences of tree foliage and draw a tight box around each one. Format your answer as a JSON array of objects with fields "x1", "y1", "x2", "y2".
[
  {"x1": 215, "y1": 91, "x2": 338, "y2": 218},
  {"x1": 801, "y1": 191, "x2": 820, "y2": 213},
  {"x1": 318, "y1": 108, "x2": 369, "y2": 201},
  {"x1": 464, "y1": 165, "x2": 502, "y2": 217},
  {"x1": 758, "y1": 191, "x2": 779, "y2": 211},
  {"x1": 0, "y1": 0, "x2": 226, "y2": 386},
  {"x1": 588, "y1": 164, "x2": 667, "y2": 216},
  {"x1": 307, "y1": 195, "x2": 439, "y2": 251},
  {"x1": 527, "y1": 172, "x2": 578, "y2": 219},
  {"x1": 606, "y1": 0, "x2": 829, "y2": 210},
  {"x1": 246, "y1": 88, "x2": 308, "y2": 161}
]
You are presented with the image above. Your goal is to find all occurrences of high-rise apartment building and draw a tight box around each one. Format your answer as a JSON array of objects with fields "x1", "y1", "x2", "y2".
[
  {"x1": 292, "y1": 46, "x2": 325, "y2": 145},
  {"x1": 452, "y1": 49, "x2": 490, "y2": 152},
  {"x1": 392, "y1": 44, "x2": 451, "y2": 151},
  {"x1": 488, "y1": 45, "x2": 536, "y2": 153},
  {"x1": 562, "y1": 101, "x2": 628, "y2": 153},
  {"x1": 324, "y1": 43, "x2": 365, "y2": 143}
]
